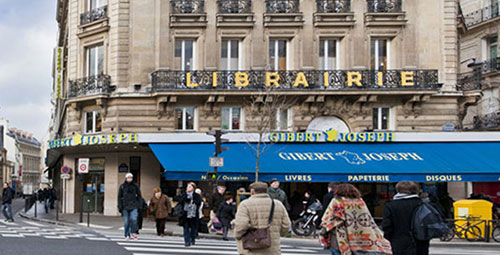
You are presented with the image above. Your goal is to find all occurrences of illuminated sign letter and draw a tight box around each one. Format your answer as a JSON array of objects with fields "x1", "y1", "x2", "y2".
[
  {"x1": 186, "y1": 72, "x2": 198, "y2": 88},
  {"x1": 377, "y1": 72, "x2": 384, "y2": 86},
  {"x1": 401, "y1": 71, "x2": 415, "y2": 86},
  {"x1": 293, "y1": 72, "x2": 309, "y2": 87},
  {"x1": 129, "y1": 133, "x2": 138, "y2": 143},
  {"x1": 323, "y1": 72, "x2": 329, "y2": 87},
  {"x1": 235, "y1": 72, "x2": 249, "y2": 87},
  {"x1": 266, "y1": 72, "x2": 280, "y2": 87},
  {"x1": 347, "y1": 72, "x2": 362, "y2": 87}
]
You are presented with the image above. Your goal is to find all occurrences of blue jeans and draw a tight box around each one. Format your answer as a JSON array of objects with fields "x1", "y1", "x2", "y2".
[
  {"x1": 2, "y1": 204, "x2": 14, "y2": 221},
  {"x1": 183, "y1": 218, "x2": 198, "y2": 245},
  {"x1": 330, "y1": 249, "x2": 341, "y2": 255},
  {"x1": 123, "y1": 209, "x2": 138, "y2": 237}
]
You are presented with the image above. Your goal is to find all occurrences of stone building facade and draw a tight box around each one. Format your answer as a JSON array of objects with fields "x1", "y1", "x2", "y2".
[{"x1": 49, "y1": 0, "x2": 474, "y2": 216}]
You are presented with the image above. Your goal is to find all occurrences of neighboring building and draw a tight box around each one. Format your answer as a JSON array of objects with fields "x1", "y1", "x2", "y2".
[
  {"x1": 49, "y1": 0, "x2": 487, "y2": 217},
  {"x1": 459, "y1": 0, "x2": 500, "y2": 203},
  {"x1": 0, "y1": 118, "x2": 17, "y2": 189}
]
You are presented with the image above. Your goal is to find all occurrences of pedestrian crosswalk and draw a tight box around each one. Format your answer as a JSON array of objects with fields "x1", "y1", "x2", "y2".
[
  {"x1": 0, "y1": 220, "x2": 100, "y2": 240},
  {"x1": 430, "y1": 247, "x2": 500, "y2": 255},
  {"x1": 96, "y1": 233, "x2": 328, "y2": 255}
]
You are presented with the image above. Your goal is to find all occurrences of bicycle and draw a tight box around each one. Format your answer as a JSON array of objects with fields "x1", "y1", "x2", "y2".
[{"x1": 440, "y1": 216, "x2": 484, "y2": 242}]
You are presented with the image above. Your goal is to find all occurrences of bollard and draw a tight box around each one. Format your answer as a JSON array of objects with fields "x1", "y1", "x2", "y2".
[
  {"x1": 56, "y1": 199, "x2": 59, "y2": 221},
  {"x1": 34, "y1": 194, "x2": 37, "y2": 218},
  {"x1": 87, "y1": 199, "x2": 91, "y2": 228}
]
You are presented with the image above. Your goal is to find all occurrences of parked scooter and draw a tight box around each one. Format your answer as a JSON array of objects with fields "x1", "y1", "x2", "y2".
[{"x1": 292, "y1": 200, "x2": 323, "y2": 236}]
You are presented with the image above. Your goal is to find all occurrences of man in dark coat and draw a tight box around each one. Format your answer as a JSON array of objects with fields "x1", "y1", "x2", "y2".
[
  {"x1": 208, "y1": 185, "x2": 225, "y2": 229},
  {"x1": 217, "y1": 195, "x2": 236, "y2": 240},
  {"x1": 2, "y1": 182, "x2": 15, "y2": 222},
  {"x1": 117, "y1": 173, "x2": 143, "y2": 240},
  {"x1": 382, "y1": 181, "x2": 428, "y2": 255}
]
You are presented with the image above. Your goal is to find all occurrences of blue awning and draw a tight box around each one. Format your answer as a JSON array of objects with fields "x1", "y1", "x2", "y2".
[{"x1": 149, "y1": 142, "x2": 500, "y2": 182}]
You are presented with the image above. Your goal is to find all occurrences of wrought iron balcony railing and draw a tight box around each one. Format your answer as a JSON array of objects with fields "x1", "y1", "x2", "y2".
[
  {"x1": 151, "y1": 69, "x2": 440, "y2": 91},
  {"x1": 68, "y1": 74, "x2": 111, "y2": 98},
  {"x1": 473, "y1": 112, "x2": 500, "y2": 129},
  {"x1": 266, "y1": 0, "x2": 300, "y2": 14},
  {"x1": 316, "y1": 0, "x2": 351, "y2": 13},
  {"x1": 80, "y1": 6, "x2": 108, "y2": 25},
  {"x1": 171, "y1": 0, "x2": 205, "y2": 14},
  {"x1": 218, "y1": 0, "x2": 252, "y2": 14},
  {"x1": 482, "y1": 57, "x2": 500, "y2": 74},
  {"x1": 464, "y1": 3, "x2": 499, "y2": 27},
  {"x1": 367, "y1": 0, "x2": 402, "y2": 13},
  {"x1": 457, "y1": 71, "x2": 482, "y2": 91}
]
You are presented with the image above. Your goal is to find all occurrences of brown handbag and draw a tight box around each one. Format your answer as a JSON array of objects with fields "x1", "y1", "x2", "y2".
[{"x1": 242, "y1": 199, "x2": 275, "y2": 250}]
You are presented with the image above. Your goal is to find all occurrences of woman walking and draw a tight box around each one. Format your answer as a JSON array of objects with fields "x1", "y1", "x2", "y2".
[
  {"x1": 150, "y1": 187, "x2": 172, "y2": 236},
  {"x1": 320, "y1": 183, "x2": 392, "y2": 255},
  {"x1": 175, "y1": 182, "x2": 202, "y2": 247},
  {"x1": 216, "y1": 195, "x2": 235, "y2": 241}
]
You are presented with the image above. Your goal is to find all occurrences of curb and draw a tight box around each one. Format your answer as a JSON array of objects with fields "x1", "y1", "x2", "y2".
[{"x1": 430, "y1": 240, "x2": 500, "y2": 248}]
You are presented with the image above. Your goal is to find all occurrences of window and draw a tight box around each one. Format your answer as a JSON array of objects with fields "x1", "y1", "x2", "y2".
[
  {"x1": 175, "y1": 39, "x2": 196, "y2": 71},
  {"x1": 221, "y1": 40, "x2": 241, "y2": 70},
  {"x1": 87, "y1": 0, "x2": 107, "y2": 11},
  {"x1": 269, "y1": 39, "x2": 288, "y2": 71},
  {"x1": 175, "y1": 107, "x2": 195, "y2": 130},
  {"x1": 370, "y1": 39, "x2": 390, "y2": 71},
  {"x1": 86, "y1": 44, "x2": 104, "y2": 77},
  {"x1": 221, "y1": 107, "x2": 242, "y2": 130},
  {"x1": 84, "y1": 111, "x2": 102, "y2": 134},
  {"x1": 488, "y1": 36, "x2": 498, "y2": 60},
  {"x1": 319, "y1": 39, "x2": 339, "y2": 70},
  {"x1": 275, "y1": 108, "x2": 292, "y2": 131},
  {"x1": 372, "y1": 107, "x2": 390, "y2": 130}
]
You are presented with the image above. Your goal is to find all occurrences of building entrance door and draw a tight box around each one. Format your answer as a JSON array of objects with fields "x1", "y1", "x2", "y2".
[{"x1": 82, "y1": 171, "x2": 104, "y2": 213}]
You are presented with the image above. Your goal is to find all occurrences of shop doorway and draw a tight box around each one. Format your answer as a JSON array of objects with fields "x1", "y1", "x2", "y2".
[{"x1": 82, "y1": 171, "x2": 104, "y2": 213}]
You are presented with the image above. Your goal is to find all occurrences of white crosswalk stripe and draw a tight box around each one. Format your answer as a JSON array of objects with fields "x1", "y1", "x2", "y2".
[
  {"x1": 110, "y1": 236, "x2": 324, "y2": 255},
  {"x1": 430, "y1": 247, "x2": 500, "y2": 255},
  {"x1": 0, "y1": 220, "x2": 98, "y2": 239}
]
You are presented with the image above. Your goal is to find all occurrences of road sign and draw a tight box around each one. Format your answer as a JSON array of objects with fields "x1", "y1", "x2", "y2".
[
  {"x1": 209, "y1": 157, "x2": 224, "y2": 167},
  {"x1": 61, "y1": 166, "x2": 71, "y2": 175},
  {"x1": 78, "y1": 158, "x2": 89, "y2": 174},
  {"x1": 61, "y1": 174, "x2": 71, "y2": 179}
]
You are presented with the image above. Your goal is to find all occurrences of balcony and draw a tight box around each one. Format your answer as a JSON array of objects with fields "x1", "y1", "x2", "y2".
[
  {"x1": 217, "y1": 0, "x2": 254, "y2": 27},
  {"x1": 314, "y1": 0, "x2": 354, "y2": 28},
  {"x1": 474, "y1": 112, "x2": 500, "y2": 130},
  {"x1": 80, "y1": 6, "x2": 108, "y2": 25},
  {"x1": 457, "y1": 71, "x2": 482, "y2": 91},
  {"x1": 68, "y1": 74, "x2": 111, "y2": 98},
  {"x1": 464, "y1": 3, "x2": 499, "y2": 28},
  {"x1": 170, "y1": 0, "x2": 207, "y2": 27},
  {"x1": 151, "y1": 69, "x2": 440, "y2": 92},
  {"x1": 264, "y1": 0, "x2": 303, "y2": 27},
  {"x1": 365, "y1": 0, "x2": 406, "y2": 27},
  {"x1": 482, "y1": 57, "x2": 500, "y2": 74}
]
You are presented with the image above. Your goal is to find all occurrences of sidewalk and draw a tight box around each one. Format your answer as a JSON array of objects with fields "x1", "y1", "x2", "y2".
[
  {"x1": 19, "y1": 201, "x2": 232, "y2": 240},
  {"x1": 18, "y1": 201, "x2": 500, "y2": 247}
]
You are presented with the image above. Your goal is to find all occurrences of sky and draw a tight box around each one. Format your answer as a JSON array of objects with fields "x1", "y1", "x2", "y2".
[{"x1": 0, "y1": 0, "x2": 57, "y2": 141}]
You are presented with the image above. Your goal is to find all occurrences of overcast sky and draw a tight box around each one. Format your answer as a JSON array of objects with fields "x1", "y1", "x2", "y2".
[{"x1": 0, "y1": 0, "x2": 56, "y2": 141}]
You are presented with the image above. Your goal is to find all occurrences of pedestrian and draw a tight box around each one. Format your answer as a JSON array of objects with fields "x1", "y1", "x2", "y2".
[
  {"x1": 42, "y1": 185, "x2": 50, "y2": 213},
  {"x1": 320, "y1": 183, "x2": 392, "y2": 255},
  {"x1": 49, "y1": 186, "x2": 57, "y2": 209},
  {"x1": 302, "y1": 190, "x2": 316, "y2": 209},
  {"x1": 217, "y1": 194, "x2": 236, "y2": 241},
  {"x1": 136, "y1": 196, "x2": 147, "y2": 234},
  {"x1": 268, "y1": 178, "x2": 290, "y2": 210},
  {"x1": 150, "y1": 187, "x2": 172, "y2": 236},
  {"x1": 195, "y1": 188, "x2": 209, "y2": 235},
  {"x1": 117, "y1": 173, "x2": 143, "y2": 240},
  {"x1": 382, "y1": 181, "x2": 427, "y2": 255},
  {"x1": 235, "y1": 181, "x2": 291, "y2": 255},
  {"x1": 317, "y1": 182, "x2": 336, "y2": 226},
  {"x1": 238, "y1": 187, "x2": 248, "y2": 202},
  {"x1": 175, "y1": 182, "x2": 202, "y2": 247},
  {"x1": 208, "y1": 185, "x2": 226, "y2": 229},
  {"x1": 2, "y1": 182, "x2": 15, "y2": 222}
]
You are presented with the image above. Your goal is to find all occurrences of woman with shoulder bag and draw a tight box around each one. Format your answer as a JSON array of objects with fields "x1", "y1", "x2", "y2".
[
  {"x1": 174, "y1": 182, "x2": 202, "y2": 247},
  {"x1": 320, "y1": 184, "x2": 392, "y2": 255},
  {"x1": 150, "y1": 187, "x2": 172, "y2": 236}
]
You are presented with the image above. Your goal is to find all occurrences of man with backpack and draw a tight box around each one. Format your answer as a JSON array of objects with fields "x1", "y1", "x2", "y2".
[{"x1": 382, "y1": 181, "x2": 429, "y2": 255}]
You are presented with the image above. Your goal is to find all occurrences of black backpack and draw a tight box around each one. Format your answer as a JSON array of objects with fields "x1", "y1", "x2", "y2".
[{"x1": 412, "y1": 201, "x2": 448, "y2": 241}]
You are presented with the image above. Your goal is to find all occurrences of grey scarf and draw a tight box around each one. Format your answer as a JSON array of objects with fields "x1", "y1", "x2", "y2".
[
  {"x1": 184, "y1": 192, "x2": 197, "y2": 219},
  {"x1": 393, "y1": 193, "x2": 420, "y2": 200}
]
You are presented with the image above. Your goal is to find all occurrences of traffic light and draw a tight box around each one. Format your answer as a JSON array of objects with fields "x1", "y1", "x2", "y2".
[
  {"x1": 206, "y1": 172, "x2": 217, "y2": 181},
  {"x1": 212, "y1": 130, "x2": 229, "y2": 156}
]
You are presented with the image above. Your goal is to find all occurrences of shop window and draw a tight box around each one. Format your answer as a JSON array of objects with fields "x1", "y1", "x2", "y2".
[
  {"x1": 221, "y1": 107, "x2": 242, "y2": 131},
  {"x1": 175, "y1": 39, "x2": 196, "y2": 71},
  {"x1": 84, "y1": 110, "x2": 102, "y2": 134},
  {"x1": 319, "y1": 39, "x2": 339, "y2": 70},
  {"x1": 269, "y1": 39, "x2": 289, "y2": 71},
  {"x1": 221, "y1": 39, "x2": 241, "y2": 71},
  {"x1": 372, "y1": 107, "x2": 390, "y2": 130},
  {"x1": 175, "y1": 107, "x2": 196, "y2": 130},
  {"x1": 85, "y1": 44, "x2": 104, "y2": 77},
  {"x1": 275, "y1": 108, "x2": 292, "y2": 131}
]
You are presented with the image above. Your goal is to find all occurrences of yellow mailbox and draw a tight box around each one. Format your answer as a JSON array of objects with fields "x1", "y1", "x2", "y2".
[{"x1": 454, "y1": 200, "x2": 493, "y2": 239}]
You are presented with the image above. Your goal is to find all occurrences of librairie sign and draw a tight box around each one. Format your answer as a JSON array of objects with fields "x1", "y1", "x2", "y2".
[
  {"x1": 269, "y1": 128, "x2": 394, "y2": 143},
  {"x1": 48, "y1": 133, "x2": 138, "y2": 149}
]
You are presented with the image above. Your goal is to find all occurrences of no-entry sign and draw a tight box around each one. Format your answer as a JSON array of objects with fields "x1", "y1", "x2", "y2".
[{"x1": 78, "y1": 158, "x2": 89, "y2": 174}]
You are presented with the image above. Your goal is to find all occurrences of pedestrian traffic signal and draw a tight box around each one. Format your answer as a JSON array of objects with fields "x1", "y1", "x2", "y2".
[
  {"x1": 206, "y1": 172, "x2": 217, "y2": 181},
  {"x1": 208, "y1": 130, "x2": 229, "y2": 156}
]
